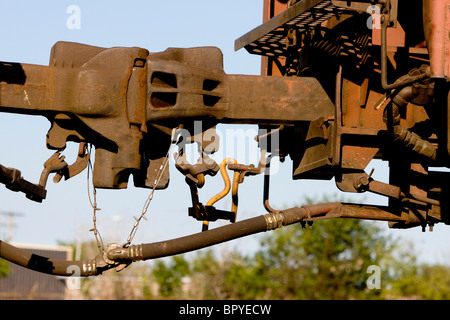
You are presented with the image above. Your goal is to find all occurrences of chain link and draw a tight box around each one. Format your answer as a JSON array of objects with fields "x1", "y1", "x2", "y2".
[
  {"x1": 123, "y1": 128, "x2": 180, "y2": 247},
  {"x1": 86, "y1": 144, "x2": 104, "y2": 252},
  {"x1": 85, "y1": 129, "x2": 179, "y2": 251}
]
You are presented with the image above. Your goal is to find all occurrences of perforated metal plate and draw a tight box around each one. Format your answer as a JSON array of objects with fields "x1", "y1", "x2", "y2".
[{"x1": 235, "y1": 0, "x2": 348, "y2": 59}]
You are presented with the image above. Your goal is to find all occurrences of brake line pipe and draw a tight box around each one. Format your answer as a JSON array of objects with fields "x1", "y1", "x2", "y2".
[
  {"x1": 0, "y1": 202, "x2": 340, "y2": 277},
  {"x1": 0, "y1": 240, "x2": 103, "y2": 276},
  {"x1": 107, "y1": 203, "x2": 340, "y2": 262}
]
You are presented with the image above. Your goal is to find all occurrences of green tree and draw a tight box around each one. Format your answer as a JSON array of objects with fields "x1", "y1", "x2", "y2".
[
  {"x1": 388, "y1": 252, "x2": 450, "y2": 300},
  {"x1": 145, "y1": 195, "x2": 450, "y2": 300},
  {"x1": 255, "y1": 216, "x2": 394, "y2": 299},
  {"x1": 177, "y1": 195, "x2": 398, "y2": 299},
  {"x1": 249, "y1": 195, "x2": 398, "y2": 299},
  {"x1": 190, "y1": 249, "x2": 272, "y2": 299},
  {"x1": 413, "y1": 264, "x2": 450, "y2": 299},
  {"x1": 152, "y1": 255, "x2": 190, "y2": 297},
  {"x1": 0, "y1": 258, "x2": 9, "y2": 278},
  {"x1": 150, "y1": 195, "x2": 401, "y2": 299}
]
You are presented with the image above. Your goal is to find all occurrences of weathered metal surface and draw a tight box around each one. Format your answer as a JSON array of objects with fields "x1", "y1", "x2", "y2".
[
  {"x1": 0, "y1": 42, "x2": 150, "y2": 190},
  {"x1": 0, "y1": 43, "x2": 335, "y2": 193},
  {"x1": 249, "y1": 0, "x2": 450, "y2": 228},
  {"x1": 146, "y1": 47, "x2": 335, "y2": 124},
  {"x1": 3, "y1": 0, "x2": 450, "y2": 277},
  {"x1": 423, "y1": 0, "x2": 450, "y2": 79},
  {"x1": 0, "y1": 164, "x2": 46, "y2": 202}
]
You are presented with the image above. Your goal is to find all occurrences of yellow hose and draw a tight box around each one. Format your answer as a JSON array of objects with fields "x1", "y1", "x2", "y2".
[{"x1": 203, "y1": 158, "x2": 239, "y2": 231}]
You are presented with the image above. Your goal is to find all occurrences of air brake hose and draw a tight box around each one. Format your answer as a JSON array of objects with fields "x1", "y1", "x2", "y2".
[
  {"x1": 0, "y1": 240, "x2": 104, "y2": 276},
  {"x1": 0, "y1": 203, "x2": 340, "y2": 277},
  {"x1": 107, "y1": 202, "x2": 340, "y2": 262}
]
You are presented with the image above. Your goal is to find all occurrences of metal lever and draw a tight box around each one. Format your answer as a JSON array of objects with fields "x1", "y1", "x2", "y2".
[
  {"x1": 53, "y1": 142, "x2": 90, "y2": 183},
  {"x1": 39, "y1": 152, "x2": 68, "y2": 188}
]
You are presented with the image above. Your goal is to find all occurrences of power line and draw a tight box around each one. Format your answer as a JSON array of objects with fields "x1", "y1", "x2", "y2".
[{"x1": 0, "y1": 211, "x2": 24, "y2": 242}]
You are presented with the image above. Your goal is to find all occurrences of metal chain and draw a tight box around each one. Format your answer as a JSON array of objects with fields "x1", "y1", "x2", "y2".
[
  {"x1": 84, "y1": 129, "x2": 179, "y2": 251},
  {"x1": 123, "y1": 128, "x2": 180, "y2": 248},
  {"x1": 86, "y1": 144, "x2": 104, "y2": 252}
]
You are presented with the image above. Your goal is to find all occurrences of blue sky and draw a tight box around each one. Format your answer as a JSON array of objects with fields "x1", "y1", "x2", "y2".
[{"x1": 0, "y1": 0, "x2": 449, "y2": 265}]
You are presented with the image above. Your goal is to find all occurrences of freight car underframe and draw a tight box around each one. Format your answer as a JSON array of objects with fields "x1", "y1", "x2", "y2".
[{"x1": 1, "y1": 0, "x2": 449, "y2": 276}]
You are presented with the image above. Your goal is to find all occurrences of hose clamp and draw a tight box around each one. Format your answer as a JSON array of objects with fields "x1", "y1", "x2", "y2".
[{"x1": 264, "y1": 212, "x2": 285, "y2": 230}]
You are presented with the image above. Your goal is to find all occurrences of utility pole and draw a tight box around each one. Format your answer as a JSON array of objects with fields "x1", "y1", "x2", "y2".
[{"x1": 0, "y1": 211, "x2": 23, "y2": 242}]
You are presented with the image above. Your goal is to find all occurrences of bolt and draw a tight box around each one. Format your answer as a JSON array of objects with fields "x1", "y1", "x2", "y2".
[{"x1": 354, "y1": 174, "x2": 370, "y2": 192}]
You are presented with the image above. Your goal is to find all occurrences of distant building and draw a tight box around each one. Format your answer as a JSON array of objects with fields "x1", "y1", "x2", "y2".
[{"x1": 0, "y1": 243, "x2": 73, "y2": 300}]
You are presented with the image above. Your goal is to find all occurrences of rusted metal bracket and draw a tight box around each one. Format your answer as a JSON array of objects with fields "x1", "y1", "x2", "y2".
[
  {"x1": 0, "y1": 164, "x2": 46, "y2": 202},
  {"x1": 0, "y1": 43, "x2": 335, "y2": 193},
  {"x1": 53, "y1": 142, "x2": 90, "y2": 183},
  {"x1": 174, "y1": 151, "x2": 219, "y2": 187},
  {"x1": 38, "y1": 152, "x2": 68, "y2": 189}
]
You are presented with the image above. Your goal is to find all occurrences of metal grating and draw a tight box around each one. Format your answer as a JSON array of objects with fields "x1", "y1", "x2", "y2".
[{"x1": 235, "y1": 0, "x2": 349, "y2": 59}]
